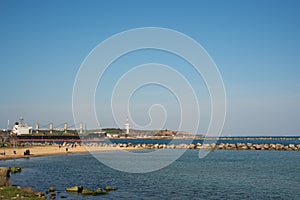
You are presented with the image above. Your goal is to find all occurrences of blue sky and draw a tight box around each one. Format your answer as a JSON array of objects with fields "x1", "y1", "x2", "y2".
[{"x1": 0, "y1": 0, "x2": 299, "y2": 136}]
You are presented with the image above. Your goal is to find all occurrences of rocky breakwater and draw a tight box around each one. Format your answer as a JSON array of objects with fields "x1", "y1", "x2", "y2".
[{"x1": 115, "y1": 143, "x2": 300, "y2": 151}]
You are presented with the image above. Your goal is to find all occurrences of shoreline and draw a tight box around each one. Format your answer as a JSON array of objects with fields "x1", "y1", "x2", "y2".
[
  {"x1": 1, "y1": 141, "x2": 300, "y2": 161},
  {"x1": 0, "y1": 145, "x2": 141, "y2": 161}
]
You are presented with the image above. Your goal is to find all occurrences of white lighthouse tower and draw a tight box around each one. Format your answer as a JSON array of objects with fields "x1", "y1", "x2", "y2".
[{"x1": 125, "y1": 117, "x2": 130, "y2": 134}]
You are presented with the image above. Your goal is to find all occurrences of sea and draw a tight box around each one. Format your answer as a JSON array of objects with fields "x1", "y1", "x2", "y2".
[
  {"x1": 108, "y1": 138, "x2": 300, "y2": 145},
  {"x1": 1, "y1": 139, "x2": 300, "y2": 199}
]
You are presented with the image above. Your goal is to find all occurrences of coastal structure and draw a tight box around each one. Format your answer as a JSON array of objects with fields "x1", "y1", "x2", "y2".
[
  {"x1": 64, "y1": 123, "x2": 68, "y2": 133},
  {"x1": 125, "y1": 117, "x2": 130, "y2": 134},
  {"x1": 11, "y1": 117, "x2": 32, "y2": 135},
  {"x1": 35, "y1": 122, "x2": 39, "y2": 133},
  {"x1": 79, "y1": 122, "x2": 83, "y2": 134}
]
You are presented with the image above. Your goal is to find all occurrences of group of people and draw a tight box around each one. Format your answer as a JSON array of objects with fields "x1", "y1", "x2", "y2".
[
  {"x1": 58, "y1": 143, "x2": 77, "y2": 153},
  {"x1": 1, "y1": 150, "x2": 17, "y2": 156}
]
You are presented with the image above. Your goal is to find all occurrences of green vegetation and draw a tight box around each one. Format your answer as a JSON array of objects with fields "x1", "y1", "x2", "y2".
[
  {"x1": 0, "y1": 142, "x2": 11, "y2": 148},
  {"x1": 102, "y1": 128, "x2": 123, "y2": 134},
  {"x1": 0, "y1": 187, "x2": 41, "y2": 200}
]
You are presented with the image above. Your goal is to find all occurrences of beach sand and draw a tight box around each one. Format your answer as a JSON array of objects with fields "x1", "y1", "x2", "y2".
[{"x1": 0, "y1": 144, "x2": 140, "y2": 161}]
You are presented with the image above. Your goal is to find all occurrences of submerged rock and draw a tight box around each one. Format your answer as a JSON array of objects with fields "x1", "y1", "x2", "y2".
[
  {"x1": 79, "y1": 188, "x2": 109, "y2": 196},
  {"x1": 104, "y1": 186, "x2": 118, "y2": 191}
]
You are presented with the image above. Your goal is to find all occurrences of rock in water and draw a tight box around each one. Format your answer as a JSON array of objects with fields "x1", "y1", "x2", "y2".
[
  {"x1": 93, "y1": 188, "x2": 108, "y2": 195},
  {"x1": 65, "y1": 186, "x2": 83, "y2": 193},
  {"x1": 49, "y1": 187, "x2": 55, "y2": 192},
  {"x1": 104, "y1": 186, "x2": 118, "y2": 191},
  {"x1": 81, "y1": 189, "x2": 94, "y2": 195},
  {"x1": 9, "y1": 167, "x2": 22, "y2": 173}
]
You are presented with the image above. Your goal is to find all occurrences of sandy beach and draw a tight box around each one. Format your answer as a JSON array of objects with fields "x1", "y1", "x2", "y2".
[{"x1": 0, "y1": 144, "x2": 139, "y2": 161}]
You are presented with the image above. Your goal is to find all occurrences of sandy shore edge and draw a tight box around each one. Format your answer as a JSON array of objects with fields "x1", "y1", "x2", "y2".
[{"x1": 0, "y1": 145, "x2": 140, "y2": 161}]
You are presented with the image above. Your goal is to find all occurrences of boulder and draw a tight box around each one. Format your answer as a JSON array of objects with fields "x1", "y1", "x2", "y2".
[
  {"x1": 94, "y1": 188, "x2": 108, "y2": 195},
  {"x1": 0, "y1": 167, "x2": 10, "y2": 186},
  {"x1": 225, "y1": 143, "x2": 236, "y2": 150},
  {"x1": 237, "y1": 143, "x2": 247, "y2": 150},
  {"x1": 66, "y1": 186, "x2": 83, "y2": 193},
  {"x1": 283, "y1": 146, "x2": 290, "y2": 150},
  {"x1": 81, "y1": 189, "x2": 94, "y2": 195},
  {"x1": 35, "y1": 192, "x2": 45, "y2": 198},
  {"x1": 275, "y1": 144, "x2": 284, "y2": 150},
  {"x1": 196, "y1": 143, "x2": 202, "y2": 149},
  {"x1": 253, "y1": 144, "x2": 262, "y2": 150},
  {"x1": 179, "y1": 144, "x2": 188, "y2": 149},
  {"x1": 210, "y1": 143, "x2": 216, "y2": 149},
  {"x1": 249, "y1": 146, "x2": 256, "y2": 150},
  {"x1": 288, "y1": 144, "x2": 296, "y2": 150},
  {"x1": 269, "y1": 144, "x2": 276, "y2": 150},
  {"x1": 49, "y1": 187, "x2": 55, "y2": 192},
  {"x1": 9, "y1": 167, "x2": 22, "y2": 174},
  {"x1": 263, "y1": 144, "x2": 269, "y2": 150},
  {"x1": 246, "y1": 143, "x2": 252, "y2": 147},
  {"x1": 237, "y1": 143, "x2": 248, "y2": 150},
  {"x1": 288, "y1": 144, "x2": 295, "y2": 148},
  {"x1": 188, "y1": 144, "x2": 195, "y2": 149},
  {"x1": 202, "y1": 144, "x2": 210, "y2": 149},
  {"x1": 81, "y1": 188, "x2": 109, "y2": 196},
  {"x1": 218, "y1": 143, "x2": 225, "y2": 150}
]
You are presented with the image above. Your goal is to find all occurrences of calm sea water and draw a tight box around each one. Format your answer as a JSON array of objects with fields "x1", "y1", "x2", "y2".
[
  {"x1": 109, "y1": 139, "x2": 300, "y2": 145},
  {"x1": 1, "y1": 150, "x2": 300, "y2": 199}
]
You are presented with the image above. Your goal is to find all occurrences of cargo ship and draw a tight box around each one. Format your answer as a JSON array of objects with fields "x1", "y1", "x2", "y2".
[{"x1": 11, "y1": 117, "x2": 32, "y2": 135}]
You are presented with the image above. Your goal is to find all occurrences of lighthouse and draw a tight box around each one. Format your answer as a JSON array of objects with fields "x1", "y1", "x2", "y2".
[{"x1": 125, "y1": 117, "x2": 130, "y2": 134}]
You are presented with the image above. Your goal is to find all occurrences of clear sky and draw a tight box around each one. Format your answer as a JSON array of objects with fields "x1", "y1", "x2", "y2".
[{"x1": 0, "y1": 0, "x2": 299, "y2": 136}]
